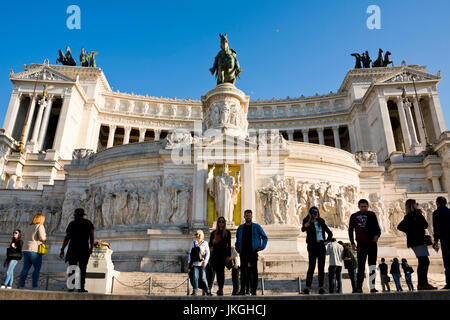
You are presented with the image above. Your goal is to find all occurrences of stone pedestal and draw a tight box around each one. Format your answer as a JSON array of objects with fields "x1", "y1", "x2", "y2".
[
  {"x1": 85, "y1": 247, "x2": 120, "y2": 294},
  {"x1": 201, "y1": 83, "x2": 249, "y2": 138}
]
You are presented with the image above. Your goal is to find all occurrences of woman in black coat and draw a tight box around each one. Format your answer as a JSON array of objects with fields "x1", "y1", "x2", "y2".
[
  {"x1": 1, "y1": 229, "x2": 23, "y2": 289},
  {"x1": 301, "y1": 207, "x2": 333, "y2": 294},
  {"x1": 208, "y1": 217, "x2": 232, "y2": 296},
  {"x1": 397, "y1": 199, "x2": 436, "y2": 291}
]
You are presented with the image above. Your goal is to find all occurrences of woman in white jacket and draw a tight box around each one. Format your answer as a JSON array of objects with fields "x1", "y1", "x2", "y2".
[{"x1": 188, "y1": 230, "x2": 211, "y2": 296}]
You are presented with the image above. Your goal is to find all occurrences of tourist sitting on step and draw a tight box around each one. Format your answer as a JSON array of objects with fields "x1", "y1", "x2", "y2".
[
  {"x1": 301, "y1": 207, "x2": 333, "y2": 295},
  {"x1": 397, "y1": 199, "x2": 437, "y2": 291},
  {"x1": 1, "y1": 229, "x2": 23, "y2": 289}
]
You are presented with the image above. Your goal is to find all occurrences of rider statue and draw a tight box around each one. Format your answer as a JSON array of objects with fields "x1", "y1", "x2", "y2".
[{"x1": 210, "y1": 34, "x2": 242, "y2": 85}]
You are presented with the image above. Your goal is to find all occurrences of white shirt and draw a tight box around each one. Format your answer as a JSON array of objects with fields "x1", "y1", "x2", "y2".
[
  {"x1": 326, "y1": 242, "x2": 344, "y2": 267},
  {"x1": 188, "y1": 240, "x2": 210, "y2": 267}
]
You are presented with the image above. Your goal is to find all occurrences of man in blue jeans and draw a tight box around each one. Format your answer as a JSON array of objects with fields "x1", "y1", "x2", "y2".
[
  {"x1": 432, "y1": 196, "x2": 450, "y2": 290},
  {"x1": 235, "y1": 209, "x2": 268, "y2": 296},
  {"x1": 348, "y1": 199, "x2": 381, "y2": 293}
]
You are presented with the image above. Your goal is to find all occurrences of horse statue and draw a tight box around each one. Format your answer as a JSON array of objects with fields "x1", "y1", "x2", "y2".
[
  {"x1": 80, "y1": 47, "x2": 98, "y2": 67},
  {"x1": 372, "y1": 48, "x2": 384, "y2": 68},
  {"x1": 351, "y1": 53, "x2": 362, "y2": 69},
  {"x1": 383, "y1": 51, "x2": 393, "y2": 67},
  {"x1": 210, "y1": 33, "x2": 242, "y2": 85},
  {"x1": 56, "y1": 46, "x2": 76, "y2": 66}
]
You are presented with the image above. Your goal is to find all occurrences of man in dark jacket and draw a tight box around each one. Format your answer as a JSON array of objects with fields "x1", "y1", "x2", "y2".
[
  {"x1": 432, "y1": 196, "x2": 450, "y2": 290},
  {"x1": 348, "y1": 199, "x2": 381, "y2": 293},
  {"x1": 301, "y1": 206, "x2": 333, "y2": 294},
  {"x1": 60, "y1": 208, "x2": 95, "y2": 293}
]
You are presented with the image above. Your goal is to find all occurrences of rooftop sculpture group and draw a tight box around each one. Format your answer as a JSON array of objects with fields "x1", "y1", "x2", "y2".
[
  {"x1": 57, "y1": 46, "x2": 98, "y2": 67},
  {"x1": 351, "y1": 48, "x2": 393, "y2": 69}
]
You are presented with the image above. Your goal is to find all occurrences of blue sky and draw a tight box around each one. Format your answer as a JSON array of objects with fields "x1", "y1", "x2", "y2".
[{"x1": 0, "y1": 0, "x2": 449, "y2": 126}]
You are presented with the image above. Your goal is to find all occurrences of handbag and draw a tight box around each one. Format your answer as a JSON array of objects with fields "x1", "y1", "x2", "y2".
[
  {"x1": 38, "y1": 243, "x2": 49, "y2": 255},
  {"x1": 6, "y1": 247, "x2": 22, "y2": 260},
  {"x1": 424, "y1": 235, "x2": 433, "y2": 246},
  {"x1": 387, "y1": 276, "x2": 391, "y2": 283}
]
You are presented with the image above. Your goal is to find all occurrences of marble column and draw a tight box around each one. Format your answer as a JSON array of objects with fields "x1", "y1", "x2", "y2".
[
  {"x1": 37, "y1": 96, "x2": 55, "y2": 150},
  {"x1": 431, "y1": 177, "x2": 442, "y2": 193},
  {"x1": 332, "y1": 126, "x2": 341, "y2": 149},
  {"x1": 154, "y1": 129, "x2": 161, "y2": 141},
  {"x1": 348, "y1": 124, "x2": 357, "y2": 154},
  {"x1": 31, "y1": 99, "x2": 46, "y2": 144},
  {"x1": 428, "y1": 94, "x2": 447, "y2": 142},
  {"x1": 287, "y1": 129, "x2": 294, "y2": 141},
  {"x1": 302, "y1": 129, "x2": 309, "y2": 143},
  {"x1": 123, "y1": 126, "x2": 131, "y2": 144},
  {"x1": 411, "y1": 97, "x2": 426, "y2": 148},
  {"x1": 139, "y1": 128, "x2": 146, "y2": 142},
  {"x1": 107, "y1": 124, "x2": 117, "y2": 148},
  {"x1": 22, "y1": 94, "x2": 37, "y2": 144},
  {"x1": 192, "y1": 161, "x2": 208, "y2": 227},
  {"x1": 396, "y1": 97, "x2": 412, "y2": 152},
  {"x1": 404, "y1": 99, "x2": 421, "y2": 154},
  {"x1": 317, "y1": 127, "x2": 325, "y2": 145},
  {"x1": 4, "y1": 92, "x2": 23, "y2": 136},
  {"x1": 377, "y1": 95, "x2": 396, "y2": 157}
]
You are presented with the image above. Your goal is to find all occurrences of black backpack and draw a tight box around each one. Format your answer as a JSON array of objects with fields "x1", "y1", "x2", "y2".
[{"x1": 190, "y1": 243, "x2": 204, "y2": 263}]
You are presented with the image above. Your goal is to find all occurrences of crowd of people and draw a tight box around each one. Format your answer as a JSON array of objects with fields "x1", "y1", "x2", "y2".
[
  {"x1": 1, "y1": 196, "x2": 449, "y2": 297},
  {"x1": 187, "y1": 197, "x2": 450, "y2": 296},
  {"x1": 1, "y1": 208, "x2": 94, "y2": 292}
]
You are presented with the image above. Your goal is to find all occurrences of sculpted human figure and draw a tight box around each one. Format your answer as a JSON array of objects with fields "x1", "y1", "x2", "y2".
[
  {"x1": 210, "y1": 33, "x2": 242, "y2": 85},
  {"x1": 102, "y1": 192, "x2": 114, "y2": 228},
  {"x1": 207, "y1": 164, "x2": 240, "y2": 224},
  {"x1": 128, "y1": 189, "x2": 139, "y2": 225},
  {"x1": 114, "y1": 184, "x2": 129, "y2": 226},
  {"x1": 94, "y1": 189, "x2": 104, "y2": 228}
]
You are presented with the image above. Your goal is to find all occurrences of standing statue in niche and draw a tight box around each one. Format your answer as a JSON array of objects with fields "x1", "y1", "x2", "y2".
[
  {"x1": 210, "y1": 34, "x2": 242, "y2": 85},
  {"x1": 207, "y1": 164, "x2": 241, "y2": 224}
]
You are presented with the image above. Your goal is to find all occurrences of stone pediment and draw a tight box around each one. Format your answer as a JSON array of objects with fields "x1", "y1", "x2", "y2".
[
  {"x1": 378, "y1": 67, "x2": 440, "y2": 84},
  {"x1": 10, "y1": 63, "x2": 76, "y2": 83}
]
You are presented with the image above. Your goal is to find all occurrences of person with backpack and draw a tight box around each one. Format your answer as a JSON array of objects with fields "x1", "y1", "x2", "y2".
[
  {"x1": 401, "y1": 258, "x2": 414, "y2": 291},
  {"x1": 397, "y1": 199, "x2": 437, "y2": 290},
  {"x1": 378, "y1": 258, "x2": 391, "y2": 292},
  {"x1": 208, "y1": 217, "x2": 232, "y2": 296},
  {"x1": 301, "y1": 206, "x2": 333, "y2": 294},
  {"x1": 390, "y1": 258, "x2": 403, "y2": 292},
  {"x1": 1, "y1": 229, "x2": 23, "y2": 289},
  {"x1": 341, "y1": 242, "x2": 357, "y2": 293},
  {"x1": 188, "y1": 230, "x2": 211, "y2": 296}
]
